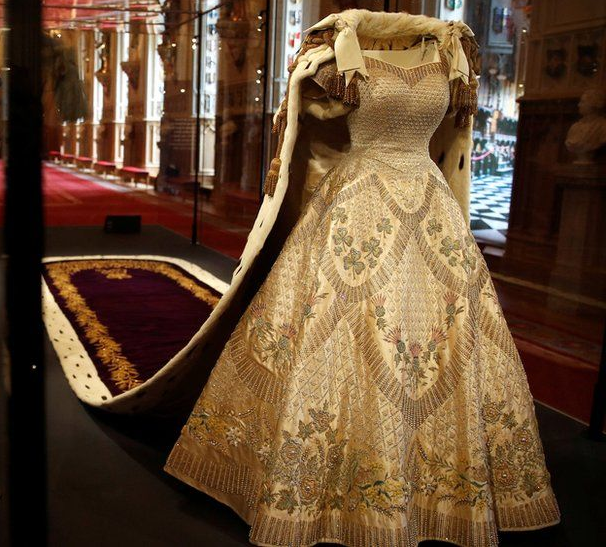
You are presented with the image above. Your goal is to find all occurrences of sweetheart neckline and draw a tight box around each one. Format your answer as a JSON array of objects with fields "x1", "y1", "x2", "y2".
[
  {"x1": 362, "y1": 54, "x2": 443, "y2": 73},
  {"x1": 361, "y1": 55, "x2": 448, "y2": 87}
]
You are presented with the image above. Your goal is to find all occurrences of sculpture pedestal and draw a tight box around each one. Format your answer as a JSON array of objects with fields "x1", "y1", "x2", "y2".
[{"x1": 551, "y1": 163, "x2": 606, "y2": 300}]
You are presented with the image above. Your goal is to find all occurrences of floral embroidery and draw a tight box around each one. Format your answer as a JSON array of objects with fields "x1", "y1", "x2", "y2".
[
  {"x1": 414, "y1": 446, "x2": 489, "y2": 509},
  {"x1": 303, "y1": 280, "x2": 329, "y2": 320},
  {"x1": 362, "y1": 237, "x2": 382, "y2": 268},
  {"x1": 482, "y1": 394, "x2": 551, "y2": 500},
  {"x1": 261, "y1": 402, "x2": 411, "y2": 518},
  {"x1": 333, "y1": 215, "x2": 393, "y2": 274},
  {"x1": 225, "y1": 427, "x2": 243, "y2": 446},
  {"x1": 381, "y1": 293, "x2": 463, "y2": 391},
  {"x1": 444, "y1": 291, "x2": 464, "y2": 327},
  {"x1": 376, "y1": 217, "x2": 393, "y2": 234},
  {"x1": 371, "y1": 294, "x2": 387, "y2": 330},
  {"x1": 440, "y1": 236, "x2": 462, "y2": 257},
  {"x1": 343, "y1": 248, "x2": 366, "y2": 275},
  {"x1": 333, "y1": 227, "x2": 353, "y2": 256},
  {"x1": 245, "y1": 284, "x2": 327, "y2": 367},
  {"x1": 247, "y1": 299, "x2": 297, "y2": 367},
  {"x1": 331, "y1": 206, "x2": 348, "y2": 224},
  {"x1": 426, "y1": 218, "x2": 443, "y2": 236},
  {"x1": 437, "y1": 234, "x2": 478, "y2": 273},
  {"x1": 187, "y1": 405, "x2": 254, "y2": 451}
]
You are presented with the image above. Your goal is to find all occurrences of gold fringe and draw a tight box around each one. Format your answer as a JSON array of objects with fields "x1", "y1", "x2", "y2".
[
  {"x1": 460, "y1": 35, "x2": 481, "y2": 75},
  {"x1": 263, "y1": 157, "x2": 281, "y2": 196},
  {"x1": 450, "y1": 35, "x2": 480, "y2": 128},
  {"x1": 271, "y1": 110, "x2": 286, "y2": 135},
  {"x1": 326, "y1": 72, "x2": 345, "y2": 99},
  {"x1": 451, "y1": 76, "x2": 478, "y2": 128},
  {"x1": 263, "y1": 28, "x2": 356, "y2": 199},
  {"x1": 343, "y1": 74, "x2": 360, "y2": 106}
]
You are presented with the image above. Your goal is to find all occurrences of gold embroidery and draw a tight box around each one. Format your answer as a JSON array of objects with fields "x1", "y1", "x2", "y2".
[{"x1": 98, "y1": 267, "x2": 132, "y2": 280}]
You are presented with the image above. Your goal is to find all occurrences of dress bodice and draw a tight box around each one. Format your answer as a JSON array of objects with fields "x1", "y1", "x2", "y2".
[{"x1": 346, "y1": 54, "x2": 451, "y2": 167}]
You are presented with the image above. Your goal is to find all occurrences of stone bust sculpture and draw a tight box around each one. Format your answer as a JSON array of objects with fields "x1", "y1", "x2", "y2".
[{"x1": 565, "y1": 87, "x2": 606, "y2": 163}]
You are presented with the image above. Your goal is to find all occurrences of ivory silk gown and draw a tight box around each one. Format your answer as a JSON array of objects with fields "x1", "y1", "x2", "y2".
[{"x1": 165, "y1": 48, "x2": 560, "y2": 547}]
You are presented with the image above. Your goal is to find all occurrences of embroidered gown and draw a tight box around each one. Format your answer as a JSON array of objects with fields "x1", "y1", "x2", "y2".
[{"x1": 165, "y1": 46, "x2": 560, "y2": 547}]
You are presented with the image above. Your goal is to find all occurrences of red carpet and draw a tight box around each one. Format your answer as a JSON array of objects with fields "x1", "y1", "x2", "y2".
[{"x1": 0, "y1": 164, "x2": 247, "y2": 258}]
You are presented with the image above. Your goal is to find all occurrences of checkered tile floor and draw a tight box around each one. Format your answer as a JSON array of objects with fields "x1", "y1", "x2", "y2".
[{"x1": 470, "y1": 173, "x2": 512, "y2": 246}]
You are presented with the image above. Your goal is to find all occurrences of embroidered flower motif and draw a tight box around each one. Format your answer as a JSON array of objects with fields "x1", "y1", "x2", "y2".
[
  {"x1": 250, "y1": 301, "x2": 267, "y2": 318},
  {"x1": 300, "y1": 475, "x2": 321, "y2": 502},
  {"x1": 333, "y1": 227, "x2": 353, "y2": 256},
  {"x1": 225, "y1": 427, "x2": 243, "y2": 446},
  {"x1": 297, "y1": 420, "x2": 315, "y2": 440},
  {"x1": 513, "y1": 426, "x2": 534, "y2": 451},
  {"x1": 303, "y1": 284, "x2": 328, "y2": 319},
  {"x1": 408, "y1": 342, "x2": 423, "y2": 358},
  {"x1": 279, "y1": 323, "x2": 297, "y2": 338},
  {"x1": 494, "y1": 462, "x2": 517, "y2": 489},
  {"x1": 419, "y1": 477, "x2": 438, "y2": 496},
  {"x1": 327, "y1": 444, "x2": 344, "y2": 469},
  {"x1": 275, "y1": 488, "x2": 298, "y2": 514},
  {"x1": 426, "y1": 218, "x2": 443, "y2": 236},
  {"x1": 428, "y1": 326, "x2": 447, "y2": 351},
  {"x1": 501, "y1": 410, "x2": 518, "y2": 429},
  {"x1": 371, "y1": 294, "x2": 387, "y2": 330},
  {"x1": 384, "y1": 326, "x2": 404, "y2": 349},
  {"x1": 280, "y1": 439, "x2": 301, "y2": 464},
  {"x1": 331, "y1": 206, "x2": 348, "y2": 223},
  {"x1": 440, "y1": 236, "x2": 462, "y2": 257},
  {"x1": 256, "y1": 443, "x2": 272, "y2": 464},
  {"x1": 309, "y1": 402, "x2": 336, "y2": 432},
  {"x1": 343, "y1": 248, "x2": 365, "y2": 275},
  {"x1": 444, "y1": 291, "x2": 464, "y2": 327},
  {"x1": 376, "y1": 217, "x2": 393, "y2": 234},
  {"x1": 482, "y1": 402, "x2": 503, "y2": 424},
  {"x1": 482, "y1": 398, "x2": 550, "y2": 501},
  {"x1": 362, "y1": 236, "x2": 382, "y2": 259}
]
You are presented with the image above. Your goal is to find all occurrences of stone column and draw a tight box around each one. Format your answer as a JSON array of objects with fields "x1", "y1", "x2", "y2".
[
  {"x1": 58, "y1": 29, "x2": 79, "y2": 157},
  {"x1": 122, "y1": 20, "x2": 162, "y2": 172},
  {"x1": 95, "y1": 30, "x2": 118, "y2": 164},
  {"x1": 78, "y1": 29, "x2": 98, "y2": 159}
]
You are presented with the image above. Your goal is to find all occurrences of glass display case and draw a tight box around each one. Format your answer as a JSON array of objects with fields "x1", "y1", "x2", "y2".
[{"x1": 1, "y1": 2, "x2": 605, "y2": 546}]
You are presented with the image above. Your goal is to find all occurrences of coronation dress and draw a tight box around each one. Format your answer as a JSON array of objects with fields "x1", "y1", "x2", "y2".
[{"x1": 165, "y1": 22, "x2": 559, "y2": 547}]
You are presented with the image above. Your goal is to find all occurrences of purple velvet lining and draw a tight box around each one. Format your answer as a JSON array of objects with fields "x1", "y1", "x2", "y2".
[{"x1": 44, "y1": 260, "x2": 222, "y2": 396}]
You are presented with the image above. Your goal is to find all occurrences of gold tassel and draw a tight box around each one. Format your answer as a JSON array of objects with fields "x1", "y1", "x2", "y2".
[
  {"x1": 263, "y1": 157, "x2": 281, "y2": 196},
  {"x1": 326, "y1": 72, "x2": 345, "y2": 99},
  {"x1": 343, "y1": 74, "x2": 360, "y2": 106},
  {"x1": 448, "y1": 34, "x2": 481, "y2": 128},
  {"x1": 460, "y1": 36, "x2": 481, "y2": 75},
  {"x1": 450, "y1": 73, "x2": 478, "y2": 128},
  {"x1": 271, "y1": 110, "x2": 286, "y2": 134}
]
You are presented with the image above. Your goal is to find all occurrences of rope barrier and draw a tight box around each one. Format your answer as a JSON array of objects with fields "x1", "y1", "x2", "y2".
[{"x1": 470, "y1": 150, "x2": 494, "y2": 162}]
